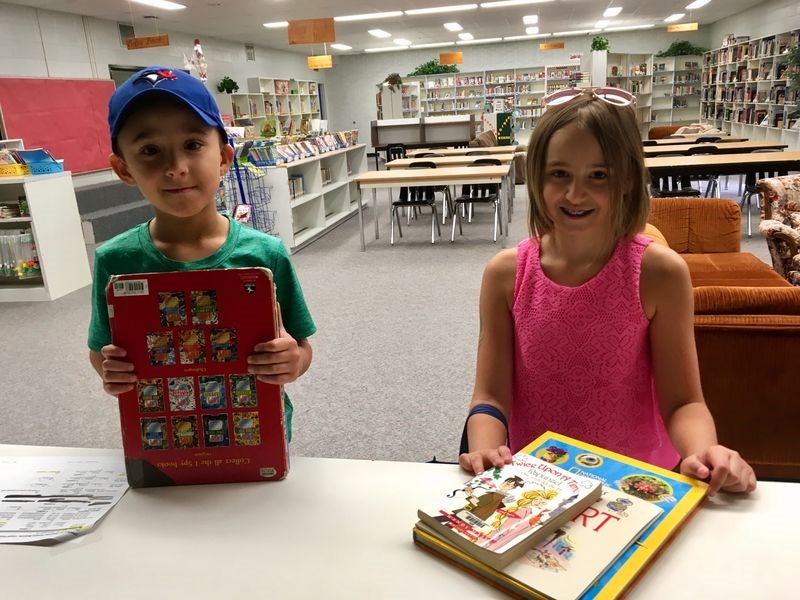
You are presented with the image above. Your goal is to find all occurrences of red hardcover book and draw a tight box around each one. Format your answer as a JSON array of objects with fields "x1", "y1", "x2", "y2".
[{"x1": 106, "y1": 267, "x2": 288, "y2": 487}]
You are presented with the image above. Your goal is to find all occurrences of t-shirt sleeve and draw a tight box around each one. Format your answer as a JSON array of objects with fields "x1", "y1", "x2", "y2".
[
  {"x1": 270, "y1": 240, "x2": 316, "y2": 340},
  {"x1": 87, "y1": 252, "x2": 112, "y2": 352}
]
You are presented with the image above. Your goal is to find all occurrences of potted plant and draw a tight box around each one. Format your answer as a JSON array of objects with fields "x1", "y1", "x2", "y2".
[
  {"x1": 590, "y1": 35, "x2": 609, "y2": 52},
  {"x1": 216, "y1": 76, "x2": 239, "y2": 94},
  {"x1": 377, "y1": 73, "x2": 403, "y2": 92}
]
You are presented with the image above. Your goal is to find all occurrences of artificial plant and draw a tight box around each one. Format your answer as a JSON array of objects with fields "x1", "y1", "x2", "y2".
[
  {"x1": 216, "y1": 76, "x2": 239, "y2": 93},
  {"x1": 407, "y1": 60, "x2": 460, "y2": 76},
  {"x1": 377, "y1": 73, "x2": 403, "y2": 92},
  {"x1": 590, "y1": 35, "x2": 609, "y2": 52},
  {"x1": 656, "y1": 40, "x2": 709, "y2": 57}
]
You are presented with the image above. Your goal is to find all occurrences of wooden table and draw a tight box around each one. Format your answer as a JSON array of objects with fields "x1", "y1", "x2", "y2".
[
  {"x1": 354, "y1": 165, "x2": 512, "y2": 250},
  {"x1": 647, "y1": 135, "x2": 746, "y2": 145},
  {"x1": 643, "y1": 140, "x2": 788, "y2": 156},
  {"x1": 1, "y1": 444, "x2": 797, "y2": 599},
  {"x1": 386, "y1": 154, "x2": 516, "y2": 168},
  {"x1": 406, "y1": 145, "x2": 526, "y2": 157},
  {"x1": 645, "y1": 150, "x2": 800, "y2": 177}
]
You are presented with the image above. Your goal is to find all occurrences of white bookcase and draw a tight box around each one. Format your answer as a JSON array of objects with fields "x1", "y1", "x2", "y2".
[
  {"x1": 0, "y1": 172, "x2": 91, "y2": 302},
  {"x1": 651, "y1": 55, "x2": 702, "y2": 127},
  {"x1": 701, "y1": 28, "x2": 800, "y2": 149},
  {"x1": 265, "y1": 144, "x2": 367, "y2": 252}
]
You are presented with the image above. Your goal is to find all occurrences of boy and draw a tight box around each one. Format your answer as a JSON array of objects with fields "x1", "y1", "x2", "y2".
[{"x1": 88, "y1": 66, "x2": 315, "y2": 440}]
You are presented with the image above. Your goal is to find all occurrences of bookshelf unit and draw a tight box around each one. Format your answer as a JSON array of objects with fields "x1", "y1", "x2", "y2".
[
  {"x1": 701, "y1": 29, "x2": 800, "y2": 149},
  {"x1": 376, "y1": 82, "x2": 421, "y2": 119},
  {"x1": 603, "y1": 53, "x2": 655, "y2": 136},
  {"x1": 651, "y1": 56, "x2": 702, "y2": 126},
  {"x1": 216, "y1": 77, "x2": 322, "y2": 139},
  {"x1": 265, "y1": 144, "x2": 367, "y2": 252},
  {"x1": 0, "y1": 172, "x2": 91, "y2": 302}
]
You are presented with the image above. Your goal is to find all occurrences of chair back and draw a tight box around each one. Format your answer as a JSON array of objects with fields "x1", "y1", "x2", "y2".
[
  {"x1": 406, "y1": 161, "x2": 436, "y2": 202},
  {"x1": 386, "y1": 144, "x2": 406, "y2": 161},
  {"x1": 414, "y1": 152, "x2": 444, "y2": 158},
  {"x1": 687, "y1": 145, "x2": 719, "y2": 155},
  {"x1": 642, "y1": 140, "x2": 658, "y2": 147},
  {"x1": 745, "y1": 149, "x2": 788, "y2": 190},
  {"x1": 462, "y1": 161, "x2": 500, "y2": 198},
  {"x1": 471, "y1": 157, "x2": 502, "y2": 166},
  {"x1": 409, "y1": 161, "x2": 436, "y2": 169},
  {"x1": 695, "y1": 136, "x2": 723, "y2": 143},
  {"x1": 465, "y1": 150, "x2": 491, "y2": 155}
]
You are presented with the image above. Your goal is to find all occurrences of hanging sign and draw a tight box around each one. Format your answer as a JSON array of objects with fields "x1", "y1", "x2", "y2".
[
  {"x1": 126, "y1": 34, "x2": 170, "y2": 50},
  {"x1": 539, "y1": 42, "x2": 565, "y2": 50},
  {"x1": 667, "y1": 23, "x2": 699, "y2": 32},
  {"x1": 307, "y1": 55, "x2": 333, "y2": 69},
  {"x1": 289, "y1": 18, "x2": 336, "y2": 44},
  {"x1": 439, "y1": 51, "x2": 463, "y2": 65}
]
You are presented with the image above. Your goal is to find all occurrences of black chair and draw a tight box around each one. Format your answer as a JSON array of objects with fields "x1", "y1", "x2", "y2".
[
  {"x1": 391, "y1": 161, "x2": 442, "y2": 245},
  {"x1": 451, "y1": 159, "x2": 502, "y2": 243},
  {"x1": 650, "y1": 152, "x2": 701, "y2": 198},
  {"x1": 642, "y1": 140, "x2": 658, "y2": 147},
  {"x1": 694, "y1": 136, "x2": 723, "y2": 144},
  {"x1": 414, "y1": 152, "x2": 444, "y2": 158},
  {"x1": 686, "y1": 145, "x2": 720, "y2": 197},
  {"x1": 741, "y1": 149, "x2": 788, "y2": 237},
  {"x1": 465, "y1": 150, "x2": 492, "y2": 155}
]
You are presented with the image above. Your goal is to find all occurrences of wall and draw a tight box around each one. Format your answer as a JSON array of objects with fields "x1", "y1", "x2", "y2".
[
  {"x1": 327, "y1": 28, "x2": 711, "y2": 150},
  {"x1": 0, "y1": 3, "x2": 331, "y2": 159},
  {"x1": 707, "y1": 0, "x2": 800, "y2": 48}
]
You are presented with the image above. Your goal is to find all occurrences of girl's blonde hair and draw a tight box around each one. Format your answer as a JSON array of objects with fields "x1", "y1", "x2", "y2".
[{"x1": 525, "y1": 92, "x2": 649, "y2": 240}]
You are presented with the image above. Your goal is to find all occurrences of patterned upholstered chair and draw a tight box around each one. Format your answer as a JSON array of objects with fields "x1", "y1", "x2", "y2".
[{"x1": 757, "y1": 175, "x2": 800, "y2": 286}]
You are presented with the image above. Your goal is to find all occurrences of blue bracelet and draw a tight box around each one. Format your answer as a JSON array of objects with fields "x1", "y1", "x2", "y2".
[{"x1": 467, "y1": 403, "x2": 508, "y2": 430}]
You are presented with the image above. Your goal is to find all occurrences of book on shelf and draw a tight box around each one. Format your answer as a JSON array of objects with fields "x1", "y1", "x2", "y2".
[
  {"x1": 417, "y1": 451, "x2": 602, "y2": 571},
  {"x1": 106, "y1": 268, "x2": 288, "y2": 488},
  {"x1": 414, "y1": 431, "x2": 708, "y2": 600}
]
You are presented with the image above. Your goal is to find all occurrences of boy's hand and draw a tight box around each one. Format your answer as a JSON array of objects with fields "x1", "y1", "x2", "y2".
[
  {"x1": 98, "y1": 344, "x2": 136, "y2": 396},
  {"x1": 248, "y1": 326, "x2": 303, "y2": 385},
  {"x1": 680, "y1": 445, "x2": 757, "y2": 496},
  {"x1": 459, "y1": 445, "x2": 513, "y2": 475}
]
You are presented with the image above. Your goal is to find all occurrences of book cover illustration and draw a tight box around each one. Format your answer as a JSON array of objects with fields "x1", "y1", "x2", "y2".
[
  {"x1": 106, "y1": 267, "x2": 287, "y2": 488},
  {"x1": 418, "y1": 453, "x2": 602, "y2": 570},
  {"x1": 415, "y1": 484, "x2": 662, "y2": 600},
  {"x1": 521, "y1": 432, "x2": 707, "y2": 599}
]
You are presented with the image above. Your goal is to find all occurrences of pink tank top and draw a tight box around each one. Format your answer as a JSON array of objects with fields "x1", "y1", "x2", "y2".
[{"x1": 510, "y1": 234, "x2": 680, "y2": 469}]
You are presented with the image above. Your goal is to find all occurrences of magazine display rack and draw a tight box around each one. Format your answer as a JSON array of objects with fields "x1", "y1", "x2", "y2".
[{"x1": 0, "y1": 171, "x2": 91, "y2": 302}]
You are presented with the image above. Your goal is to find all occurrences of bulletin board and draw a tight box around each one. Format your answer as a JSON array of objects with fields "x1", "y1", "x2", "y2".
[{"x1": 0, "y1": 77, "x2": 115, "y2": 174}]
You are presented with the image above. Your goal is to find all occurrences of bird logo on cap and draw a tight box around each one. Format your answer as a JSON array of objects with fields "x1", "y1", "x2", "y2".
[{"x1": 136, "y1": 68, "x2": 178, "y2": 87}]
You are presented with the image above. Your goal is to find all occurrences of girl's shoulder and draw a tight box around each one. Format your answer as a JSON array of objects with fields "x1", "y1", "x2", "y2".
[
  {"x1": 640, "y1": 241, "x2": 691, "y2": 316},
  {"x1": 485, "y1": 247, "x2": 518, "y2": 278}
]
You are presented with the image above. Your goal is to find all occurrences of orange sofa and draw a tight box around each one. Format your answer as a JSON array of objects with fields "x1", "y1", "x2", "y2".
[{"x1": 646, "y1": 198, "x2": 800, "y2": 480}]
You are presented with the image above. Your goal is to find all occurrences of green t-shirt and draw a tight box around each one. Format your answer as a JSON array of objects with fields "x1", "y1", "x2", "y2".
[{"x1": 88, "y1": 217, "x2": 316, "y2": 441}]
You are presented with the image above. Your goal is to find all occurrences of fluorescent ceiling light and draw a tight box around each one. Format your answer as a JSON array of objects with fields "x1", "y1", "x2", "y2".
[
  {"x1": 595, "y1": 20, "x2": 610, "y2": 28},
  {"x1": 553, "y1": 29, "x2": 601, "y2": 37},
  {"x1": 525, "y1": 26, "x2": 539, "y2": 34},
  {"x1": 334, "y1": 11, "x2": 403, "y2": 22},
  {"x1": 604, "y1": 24, "x2": 655, "y2": 32},
  {"x1": 410, "y1": 42, "x2": 456, "y2": 48},
  {"x1": 263, "y1": 21, "x2": 288, "y2": 28},
  {"x1": 364, "y1": 46, "x2": 406, "y2": 53},
  {"x1": 504, "y1": 33, "x2": 551, "y2": 40},
  {"x1": 480, "y1": 0, "x2": 554, "y2": 7},
  {"x1": 405, "y1": 4, "x2": 478, "y2": 15},
  {"x1": 444, "y1": 22, "x2": 463, "y2": 31},
  {"x1": 456, "y1": 37, "x2": 503, "y2": 45},
  {"x1": 131, "y1": 0, "x2": 185, "y2": 9},
  {"x1": 522, "y1": 15, "x2": 539, "y2": 25},
  {"x1": 368, "y1": 29, "x2": 392, "y2": 38},
  {"x1": 393, "y1": 38, "x2": 412, "y2": 46},
  {"x1": 664, "y1": 13, "x2": 685, "y2": 22},
  {"x1": 603, "y1": 7, "x2": 623, "y2": 18},
  {"x1": 458, "y1": 32, "x2": 474, "y2": 40},
  {"x1": 330, "y1": 43, "x2": 352, "y2": 50},
  {"x1": 685, "y1": 0, "x2": 711, "y2": 8}
]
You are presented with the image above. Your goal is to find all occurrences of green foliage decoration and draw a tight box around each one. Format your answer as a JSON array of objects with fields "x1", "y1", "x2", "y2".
[
  {"x1": 590, "y1": 36, "x2": 609, "y2": 52},
  {"x1": 656, "y1": 40, "x2": 709, "y2": 57},
  {"x1": 216, "y1": 76, "x2": 239, "y2": 93},
  {"x1": 376, "y1": 73, "x2": 403, "y2": 92},
  {"x1": 407, "y1": 60, "x2": 460, "y2": 76}
]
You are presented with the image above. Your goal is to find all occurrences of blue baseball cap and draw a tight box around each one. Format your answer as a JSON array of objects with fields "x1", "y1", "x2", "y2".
[{"x1": 108, "y1": 66, "x2": 227, "y2": 147}]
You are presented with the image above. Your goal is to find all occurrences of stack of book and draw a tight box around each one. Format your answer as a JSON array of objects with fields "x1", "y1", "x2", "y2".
[{"x1": 414, "y1": 432, "x2": 707, "y2": 599}]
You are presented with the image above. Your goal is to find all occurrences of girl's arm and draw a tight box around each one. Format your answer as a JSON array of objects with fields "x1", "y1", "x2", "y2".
[
  {"x1": 459, "y1": 249, "x2": 517, "y2": 474},
  {"x1": 642, "y1": 244, "x2": 756, "y2": 495}
]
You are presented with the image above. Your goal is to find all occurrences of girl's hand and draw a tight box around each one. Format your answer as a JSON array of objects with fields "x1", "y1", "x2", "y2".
[
  {"x1": 99, "y1": 344, "x2": 136, "y2": 396},
  {"x1": 459, "y1": 445, "x2": 513, "y2": 475},
  {"x1": 247, "y1": 328, "x2": 302, "y2": 385},
  {"x1": 680, "y1": 445, "x2": 757, "y2": 496}
]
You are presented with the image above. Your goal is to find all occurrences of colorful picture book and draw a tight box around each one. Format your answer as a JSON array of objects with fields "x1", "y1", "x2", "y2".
[
  {"x1": 414, "y1": 432, "x2": 708, "y2": 599},
  {"x1": 417, "y1": 452, "x2": 602, "y2": 571},
  {"x1": 106, "y1": 268, "x2": 287, "y2": 488}
]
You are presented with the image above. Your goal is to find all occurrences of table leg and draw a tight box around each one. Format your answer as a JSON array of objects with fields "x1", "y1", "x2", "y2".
[
  {"x1": 357, "y1": 185, "x2": 365, "y2": 251},
  {"x1": 373, "y1": 188, "x2": 379, "y2": 240},
  {"x1": 501, "y1": 175, "x2": 509, "y2": 249}
]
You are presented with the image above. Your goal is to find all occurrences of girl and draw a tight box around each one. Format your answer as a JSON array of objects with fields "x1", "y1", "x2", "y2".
[{"x1": 459, "y1": 88, "x2": 755, "y2": 497}]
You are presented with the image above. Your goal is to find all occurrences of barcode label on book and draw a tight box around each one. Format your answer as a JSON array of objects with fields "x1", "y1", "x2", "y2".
[{"x1": 113, "y1": 279, "x2": 149, "y2": 296}]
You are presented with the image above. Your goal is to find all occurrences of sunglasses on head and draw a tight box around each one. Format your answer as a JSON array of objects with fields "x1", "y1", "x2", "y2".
[{"x1": 543, "y1": 87, "x2": 636, "y2": 109}]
